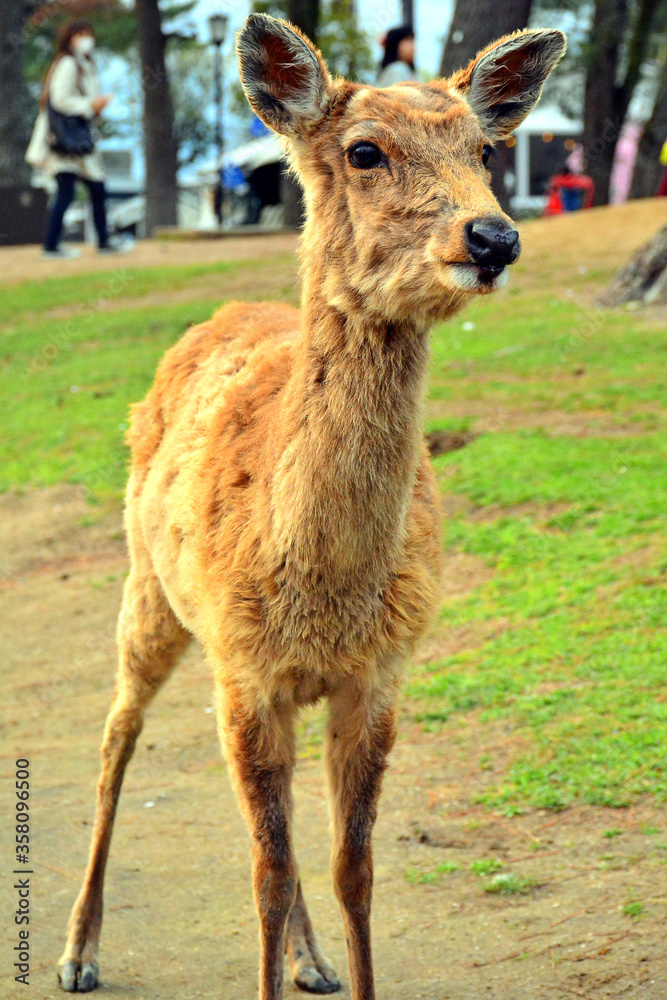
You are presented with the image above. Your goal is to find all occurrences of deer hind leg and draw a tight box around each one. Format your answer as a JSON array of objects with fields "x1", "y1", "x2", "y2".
[
  {"x1": 58, "y1": 553, "x2": 190, "y2": 993},
  {"x1": 326, "y1": 679, "x2": 398, "y2": 1000},
  {"x1": 217, "y1": 683, "x2": 300, "y2": 1000},
  {"x1": 286, "y1": 879, "x2": 340, "y2": 994}
]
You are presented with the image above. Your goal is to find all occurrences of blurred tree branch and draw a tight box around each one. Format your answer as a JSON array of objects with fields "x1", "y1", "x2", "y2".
[
  {"x1": 0, "y1": 3, "x2": 34, "y2": 185},
  {"x1": 631, "y1": 54, "x2": 667, "y2": 197},
  {"x1": 582, "y1": 0, "x2": 664, "y2": 205},
  {"x1": 437, "y1": 0, "x2": 534, "y2": 214},
  {"x1": 136, "y1": 0, "x2": 179, "y2": 233},
  {"x1": 438, "y1": 0, "x2": 533, "y2": 78}
]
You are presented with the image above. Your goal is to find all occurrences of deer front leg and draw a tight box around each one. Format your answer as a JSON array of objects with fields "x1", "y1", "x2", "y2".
[
  {"x1": 217, "y1": 685, "x2": 298, "y2": 1000},
  {"x1": 326, "y1": 680, "x2": 397, "y2": 1000}
]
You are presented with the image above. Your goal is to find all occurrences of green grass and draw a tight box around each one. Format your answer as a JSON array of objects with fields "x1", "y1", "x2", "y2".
[
  {"x1": 405, "y1": 861, "x2": 460, "y2": 884},
  {"x1": 622, "y1": 899, "x2": 644, "y2": 919},
  {"x1": 0, "y1": 257, "x2": 265, "y2": 499},
  {"x1": 0, "y1": 259, "x2": 242, "y2": 324},
  {"x1": 2, "y1": 231, "x2": 666, "y2": 812},
  {"x1": 2, "y1": 298, "x2": 219, "y2": 498},
  {"x1": 483, "y1": 873, "x2": 535, "y2": 896},
  {"x1": 407, "y1": 279, "x2": 667, "y2": 811},
  {"x1": 471, "y1": 858, "x2": 505, "y2": 876}
]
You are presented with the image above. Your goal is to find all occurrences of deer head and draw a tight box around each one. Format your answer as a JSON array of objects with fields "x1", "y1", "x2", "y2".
[{"x1": 237, "y1": 14, "x2": 566, "y2": 327}]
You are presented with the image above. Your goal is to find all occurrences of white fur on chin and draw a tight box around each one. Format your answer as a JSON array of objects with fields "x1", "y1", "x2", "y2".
[{"x1": 447, "y1": 263, "x2": 509, "y2": 293}]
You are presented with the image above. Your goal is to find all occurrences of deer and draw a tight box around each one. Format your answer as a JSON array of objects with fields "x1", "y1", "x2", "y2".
[{"x1": 57, "y1": 14, "x2": 565, "y2": 999}]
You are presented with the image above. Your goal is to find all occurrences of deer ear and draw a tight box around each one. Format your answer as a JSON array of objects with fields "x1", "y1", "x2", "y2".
[
  {"x1": 454, "y1": 29, "x2": 566, "y2": 139},
  {"x1": 236, "y1": 13, "x2": 332, "y2": 138}
]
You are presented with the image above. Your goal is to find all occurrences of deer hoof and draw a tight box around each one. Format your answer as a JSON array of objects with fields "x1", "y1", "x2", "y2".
[
  {"x1": 294, "y1": 962, "x2": 341, "y2": 994},
  {"x1": 58, "y1": 959, "x2": 99, "y2": 992}
]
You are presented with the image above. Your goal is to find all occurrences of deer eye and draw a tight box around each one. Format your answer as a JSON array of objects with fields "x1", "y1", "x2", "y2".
[
  {"x1": 348, "y1": 142, "x2": 384, "y2": 169},
  {"x1": 482, "y1": 144, "x2": 494, "y2": 168}
]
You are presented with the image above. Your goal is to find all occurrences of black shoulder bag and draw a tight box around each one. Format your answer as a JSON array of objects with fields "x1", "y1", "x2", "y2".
[{"x1": 46, "y1": 60, "x2": 94, "y2": 157}]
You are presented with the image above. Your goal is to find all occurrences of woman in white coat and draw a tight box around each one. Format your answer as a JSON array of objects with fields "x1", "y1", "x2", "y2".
[
  {"x1": 376, "y1": 25, "x2": 417, "y2": 88},
  {"x1": 27, "y1": 20, "x2": 122, "y2": 258}
]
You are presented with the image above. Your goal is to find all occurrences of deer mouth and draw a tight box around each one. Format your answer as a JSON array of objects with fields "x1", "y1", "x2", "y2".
[{"x1": 445, "y1": 262, "x2": 510, "y2": 294}]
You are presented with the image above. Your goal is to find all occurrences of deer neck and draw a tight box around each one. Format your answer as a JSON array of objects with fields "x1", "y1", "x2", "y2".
[{"x1": 271, "y1": 275, "x2": 430, "y2": 582}]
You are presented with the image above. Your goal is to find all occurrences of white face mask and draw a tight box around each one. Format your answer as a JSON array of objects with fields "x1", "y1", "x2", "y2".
[{"x1": 74, "y1": 36, "x2": 95, "y2": 57}]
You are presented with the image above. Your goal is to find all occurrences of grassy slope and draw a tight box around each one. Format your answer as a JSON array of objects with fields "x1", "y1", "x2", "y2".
[
  {"x1": 1, "y1": 257, "x2": 294, "y2": 498},
  {"x1": 2, "y1": 205, "x2": 666, "y2": 812}
]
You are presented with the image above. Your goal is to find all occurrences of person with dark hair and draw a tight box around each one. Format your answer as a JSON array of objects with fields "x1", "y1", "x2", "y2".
[
  {"x1": 377, "y1": 24, "x2": 416, "y2": 87},
  {"x1": 26, "y1": 20, "x2": 128, "y2": 258}
]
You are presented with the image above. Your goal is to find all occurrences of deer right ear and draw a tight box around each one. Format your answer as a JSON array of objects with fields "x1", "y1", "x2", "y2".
[
  {"x1": 452, "y1": 29, "x2": 567, "y2": 139},
  {"x1": 236, "y1": 14, "x2": 332, "y2": 139}
]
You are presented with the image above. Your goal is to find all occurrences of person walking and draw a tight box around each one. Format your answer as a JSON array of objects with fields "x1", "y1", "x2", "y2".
[
  {"x1": 376, "y1": 25, "x2": 416, "y2": 87},
  {"x1": 26, "y1": 20, "x2": 129, "y2": 258}
]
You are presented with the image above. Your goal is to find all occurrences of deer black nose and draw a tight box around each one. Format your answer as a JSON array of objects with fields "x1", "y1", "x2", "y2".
[{"x1": 465, "y1": 217, "x2": 521, "y2": 268}]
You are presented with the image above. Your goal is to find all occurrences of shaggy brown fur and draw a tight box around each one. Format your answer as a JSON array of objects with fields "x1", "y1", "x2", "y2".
[{"x1": 57, "y1": 15, "x2": 565, "y2": 999}]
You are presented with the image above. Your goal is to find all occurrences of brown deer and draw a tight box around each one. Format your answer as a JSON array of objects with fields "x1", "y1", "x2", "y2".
[{"x1": 57, "y1": 14, "x2": 565, "y2": 999}]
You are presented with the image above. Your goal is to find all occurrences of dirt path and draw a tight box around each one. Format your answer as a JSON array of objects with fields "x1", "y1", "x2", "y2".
[{"x1": 1, "y1": 487, "x2": 665, "y2": 1000}]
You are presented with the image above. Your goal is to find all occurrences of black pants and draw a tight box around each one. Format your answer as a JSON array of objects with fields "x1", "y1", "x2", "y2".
[{"x1": 44, "y1": 172, "x2": 109, "y2": 251}]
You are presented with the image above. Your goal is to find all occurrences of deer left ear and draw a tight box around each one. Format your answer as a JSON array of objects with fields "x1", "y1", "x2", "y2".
[{"x1": 453, "y1": 29, "x2": 566, "y2": 140}]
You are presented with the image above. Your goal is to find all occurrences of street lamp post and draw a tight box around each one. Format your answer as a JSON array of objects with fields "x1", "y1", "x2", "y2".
[{"x1": 209, "y1": 12, "x2": 229, "y2": 227}]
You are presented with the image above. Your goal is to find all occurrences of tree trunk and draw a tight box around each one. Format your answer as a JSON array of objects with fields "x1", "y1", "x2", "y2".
[
  {"x1": 598, "y1": 224, "x2": 667, "y2": 306},
  {"x1": 0, "y1": 2, "x2": 33, "y2": 188},
  {"x1": 438, "y1": 0, "x2": 533, "y2": 215},
  {"x1": 581, "y1": 1, "x2": 626, "y2": 205},
  {"x1": 630, "y1": 63, "x2": 667, "y2": 199},
  {"x1": 282, "y1": 0, "x2": 320, "y2": 230},
  {"x1": 136, "y1": 0, "x2": 178, "y2": 234},
  {"x1": 438, "y1": 0, "x2": 533, "y2": 78},
  {"x1": 287, "y1": 0, "x2": 318, "y2": 42}
]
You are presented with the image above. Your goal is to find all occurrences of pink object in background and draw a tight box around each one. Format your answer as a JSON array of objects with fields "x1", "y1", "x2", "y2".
[
  {"x1": 565, "y1": 142, "x2": 584, "y2": 173},
  {"x1": 609, "y1": 121, "x2": 641, "y2": 204}
]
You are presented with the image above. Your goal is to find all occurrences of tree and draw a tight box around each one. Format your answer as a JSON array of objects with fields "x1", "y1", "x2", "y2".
[
  {"x1": 169, "y1": 45, "x2": 217, "y2": 169},
  {"x1": 251, "y1": 0, "x2": 371, "y2": 82},
  {"x1": 319, "y1": 0, "x2": 371, "y2": 80},
  {"x1": 285, "y1": 0, "x2": 318, "y2": 41},
  {"x1": 582, "y1": 0, "x2": 663, "y2": 206},
  {"x1": 9, "y1": 0, "x2": 211, "y2": 230},
  {"x1": 630, "y1": 58, "x2": 667, "y2": 198},
  {"x1": 599, "y1": 224, "x2": 667, "y2": 305},
  {"x1": 438, "y1": 0, "x2": 533, "y2": 77},
  {"x1": 281, "y1": 0, "x2": 320, "y2": 227},
  {"x1": 251, "y1": 0, "x2": 376, "y2": 227},
  {"x1": 0, "y1": 1, "x2": 34, "y2": 187},
  {"x1": 0, "y1": 0, "x2": 114, "y2": 188},
  {"x1": 136, "y1": 0, "x2": 179, "y2": 233},
  {"x1": 15, "y1": 0, "x2": 137, "y2": 188},
  {"x1": 438, "y1": 0, "x2": 534, "y2": 213}
]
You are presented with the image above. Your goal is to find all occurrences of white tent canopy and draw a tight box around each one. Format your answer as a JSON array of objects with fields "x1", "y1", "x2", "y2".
[
  {"x1": 223, "y1": 134, "x2": 284, "y2": 171},
  {"x1": 515, "y1": 106, "x2": 582, "y2": 135}
]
